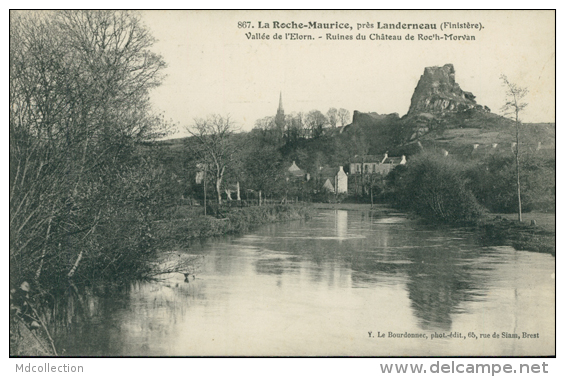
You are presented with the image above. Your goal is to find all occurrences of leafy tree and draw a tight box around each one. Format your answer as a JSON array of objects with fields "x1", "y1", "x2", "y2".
[
  {"x1": 285, "y1": 112, "x2": 305, "y2": 144},
  {"x1": 252, "y1": 116, "x2": 284, "y2": 147},
  {"x1": 390, "y1": 151, "x2": 484, "y2": 224},
  {"x1": 466, "y1": 153, "x2": 555, "y2": 214},
  {"x1": 255, "y1": 116, "x2": 276, "y2": 131},
  {"x1": 244, "y1": 143, "x2": 285, "y2": 204}
]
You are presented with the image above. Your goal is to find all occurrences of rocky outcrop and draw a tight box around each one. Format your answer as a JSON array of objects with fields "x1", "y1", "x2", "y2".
[
  {"x1": 344, "y1": 111, "x2": 399, "y2": 130},
  {"x1": 407, "y1": 64, "x2": 489, "y2": 115},
  {"x1": 339, "y1": 110, "x2": 401, "y2": 154},
  {"x1": 340, "y1": 64, "x2": 505, "y2": 151}
]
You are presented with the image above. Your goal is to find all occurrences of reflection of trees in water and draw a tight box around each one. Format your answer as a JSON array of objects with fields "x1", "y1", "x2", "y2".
[
  {"x1": 347, "y1": 226, "x2": 490, "y2": 331},
  {"x1": 50, "y1": 276, "x2": 205, "y2": 355},
  {"x1": 253, "y1": 210, "x2": 493, "y2": 332},
  {"x1": 46, "y1": 282, "x2": 132, "y2": 355},
  {"x1": 255, "y1": 258, "x2": 285, "y2": 275},
  {"x1": 402, "y1": 246, "x2": 486, "y2": 332}
]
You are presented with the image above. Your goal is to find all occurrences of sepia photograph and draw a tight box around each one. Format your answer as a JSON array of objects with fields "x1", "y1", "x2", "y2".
[{"x1": 9, "y1": 9, "x2": 555, "y2": 358}]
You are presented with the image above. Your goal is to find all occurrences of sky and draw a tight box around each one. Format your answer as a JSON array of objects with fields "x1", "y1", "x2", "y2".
[{"x1": 140, "y1": 10, "x2": 555, "y2": 137}]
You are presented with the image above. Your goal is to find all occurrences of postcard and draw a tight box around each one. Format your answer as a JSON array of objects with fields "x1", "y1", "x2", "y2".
[{"x1": 9, "y1": 10, "x2": 555, "y2": 358}]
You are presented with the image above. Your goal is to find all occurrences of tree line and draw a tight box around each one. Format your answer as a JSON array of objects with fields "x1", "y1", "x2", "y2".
[
  {"x1": 10, "y1": 11, "x2": 172, "y2": 294},
  {"x1": 178, "y1": 107, "x2": 359, "y2": 207},
  {"x1": 254, "y1": 108, "x2": 350, "y2": 141}
]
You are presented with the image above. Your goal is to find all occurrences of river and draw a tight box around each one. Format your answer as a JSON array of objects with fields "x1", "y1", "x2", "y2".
[{"x1": 60, "y1": 208, "x2": 555, "y2": 356}]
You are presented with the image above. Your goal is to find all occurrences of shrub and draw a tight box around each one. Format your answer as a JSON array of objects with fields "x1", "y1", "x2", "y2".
[
  {"x1": 155, "y1": 204, "x2": 313, "y2": 244},
  {"x1": 466, "y1": 153, "x2": 555, "y2": 213},
  {"x1": 389, "y1": 151, "x2": 485, "y2": 224}
]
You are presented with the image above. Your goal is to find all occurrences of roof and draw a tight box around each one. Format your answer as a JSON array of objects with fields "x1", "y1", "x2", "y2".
[
  {"x1": 318, "y1": 166, "x2": 339, "y2": 179},
  {"x1": 350, "y1": 155, "x2": 382, "y2": 163},
  {"x1": 288, "y1": 161, "x2": 305, "y2": 176},
  {"x1": 385, "y1": 157, "x2": 403, "y2": 164},
  {"x1": 322, "y1": 178, "x2": 335, "y2": 192},
  {"x1": 350, "y1": 154, "x2": 403, "y2": 164}
]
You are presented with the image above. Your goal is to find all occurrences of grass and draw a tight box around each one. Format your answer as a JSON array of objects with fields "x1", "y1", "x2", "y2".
[
  {"x1": 477, "y1": 211, "x2": 555, "y2": 256},
  {"x1": 490, "y1": 211, "x2": 555, "y2": 232},
  {"x1": 154, "y1": 204, "x2": 313, "y2": 245}
]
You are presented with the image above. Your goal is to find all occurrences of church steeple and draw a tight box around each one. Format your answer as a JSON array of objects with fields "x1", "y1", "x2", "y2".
[
  {"x1": 275, "y1": 91, "x2": 285, "y2": 129},
  {"x1": 278, "y1": 91, "x2": 284, "y2": 112}
]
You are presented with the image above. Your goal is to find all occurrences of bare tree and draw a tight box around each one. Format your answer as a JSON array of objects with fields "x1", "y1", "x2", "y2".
[
  {"x1": 305, "y1": 110, "x2": 328, "y2": 138},
  {"x1": 187, "y1": 115, "x2": 238, "y2": 205},
  {"x1": 10, "y1": 10, "x2": 167, "y2": 288},
  {"x1": 285, "y1": 112, "x2": 305, "y2": 143},
  {"x1": 327, "y1": 107, "x2": 338, "y2": 128},
  {"x1": 254, "y1": 116, "x2": 276, "y2": 131},
  {"x1": 500, "y1": 74, "x2": 528, "y2": 222},
  {"x1": 337, "y1": 108, "x2": 351, "y2": 127}
]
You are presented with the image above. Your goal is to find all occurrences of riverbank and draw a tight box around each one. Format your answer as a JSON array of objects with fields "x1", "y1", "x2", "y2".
[
  {"x1": 313, "y1": 202, "x2": 555, "y2": 256},
  {"x1": 155, "y1": 204, "x2": 313, "y2": 245},
  {"x1": 10, "y1": 204, "x2": 312, "y2": 356},
  {"x1": 477, "y1": 212, "x2": 555, "y2": 256},
  {"x1": 310, "y1": 202, "x2": 404, "y2": 215},
  {"x1": 36, "y1": 207, "x2": 556, "y2": 356},
  {"x1": 311, "y1": 202, "x2": 376, "y2": 211}
]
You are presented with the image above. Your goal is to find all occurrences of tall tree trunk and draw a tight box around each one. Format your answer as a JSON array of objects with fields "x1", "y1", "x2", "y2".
[
  {"x1": 67, "y1": 251, "x2": 83, "y2": 279},
  {"x1": 35, "y1": 203, "x2": 56, "y2": 281},
  {"x1": 68, "y1": 210, "x2": 100, "y2": 279},
  {"x1": 515, "y1": 109, "x2": 522, "y2": 222},
  {"x1": 216, "y1": 176, "x2": 222, "y2": 205}
]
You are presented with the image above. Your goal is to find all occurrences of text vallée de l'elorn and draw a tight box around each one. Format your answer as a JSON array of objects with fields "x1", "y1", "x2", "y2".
[{"x1": 244, "y1": 21, "x2": 480, "y2": 41}]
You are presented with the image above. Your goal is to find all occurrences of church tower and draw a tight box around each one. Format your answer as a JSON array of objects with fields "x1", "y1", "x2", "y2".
[{"x1": 275, "y1": 91, "x2": 285, "y2": 130}]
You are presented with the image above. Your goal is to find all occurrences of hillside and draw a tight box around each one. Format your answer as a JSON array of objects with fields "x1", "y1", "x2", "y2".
[
  {"x1": 157, "y1": 63, "x2": 554, "y2": 166},
  {"x1": 342, "y1": 64, "x2": 554, "y2": 158}
]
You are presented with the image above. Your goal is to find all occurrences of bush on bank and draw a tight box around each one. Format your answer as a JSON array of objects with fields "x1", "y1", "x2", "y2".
[
  {"x1": 465, "y1": 153, "x2": 555, "y2": 214},
  {"x1": 387, "y1": 151, "x2": 484, "y2": 224},
  {"x1": 156, "y1": 204, "x2": 313, "y2": 244},
  {"x1": 387, "y1": 148, "x2": 555, "y2": 224},
  {"x1": 477, "y1": 217, "x2": 555, "y2": 255}
]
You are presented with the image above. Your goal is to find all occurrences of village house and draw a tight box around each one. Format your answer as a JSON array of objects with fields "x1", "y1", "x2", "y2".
[
  {"x1": 287, "y1": 161, "x2": 310, "y2": 181},
  {"x1": 281, "y1": 160, "x2": 311, "y2": 203},
  {"x1": 318, "y1": 166, "x2": 348, "y2": 194},
  {"x1": 349, "y1": 153, "x2": 406, "y2": 177}
]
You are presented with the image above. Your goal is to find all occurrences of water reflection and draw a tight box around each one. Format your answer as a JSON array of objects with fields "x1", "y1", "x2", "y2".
[
  {"x1": 57, "y1": 209, "x2": 555, "y2": 356},
  {"x1": 335, "y1": 210, "x2": 348, "y2": 240},
  {"x1": 254, "y1": 212, "x2": 488, "y2": 332}
]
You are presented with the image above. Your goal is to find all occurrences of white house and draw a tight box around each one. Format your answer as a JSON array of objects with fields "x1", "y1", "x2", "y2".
[
  {"x1": 319, "y1": 166, "x2": 348, "y2": 194},
  {"x1": 349, "y1": 153, "x2": 406, "y2": 177}
]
